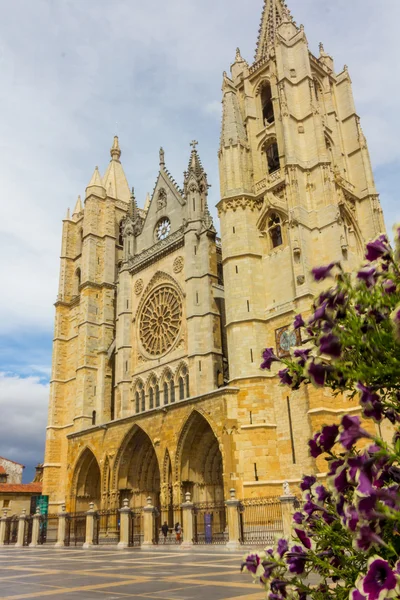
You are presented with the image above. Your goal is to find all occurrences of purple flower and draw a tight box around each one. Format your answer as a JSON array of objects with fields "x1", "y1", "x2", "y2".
[
  {"x1": 286, "y1": 545, "x2": 307, "y2": 575},
  {"x1": 300, "y1": 475, "x2": 316, "y2": 491},
  {"x1": 319, "y1": 333, "x2": 341, "y2": 358},
  {"x1": 332, "y1": 466, "x2": 348, "y2": 494},
  {"x1": 339, "y1": 415, "x2": 372, "y2": 450},
  {"x1": 383, "y1": 279, "x2": 396, "y2": 293},
  {"x1": 278, "y1": 368, "x2": 293, "y2": 386},
  {"x1": 357, "y1": 382, "x2": 383, "y2": 423},
  {"x1": 270, "y1": 579, "x2": 288, "y2": 596},
  {"x1": 361, "y1": 557, "x2": 397, "y2": 600},
  {"x1": 294, "y1": 528, "x2": 312, "y2": 549},
  {"x1": 293, "y1": 512, "x2": 304, "y2": 524},
  {"x1": 261, "y1": 347, "x2": 280, "y2": 370},
  {"x1": 365, "y1": 236, "x2": 389, "y2": 262},
  {"x1": 308, "y1": 301, "x2": 328, "y2": 324},
  {"x1": 293, "y1": 314, "x2": 305, "y2": 329},
  {"x1": 241, "y1": 553, "x2": 260, "y2": 574},
  {"x1": 315, "y1": 485, "x2": 330, "y2": 503},
  {"x1": 276, "y1": 538, "x2": 288, "y2": 558},
  {"x1": 308, "y1": 434, "x2": 322, "y2": 458},
  {"x1": 260, "y1": 561, "x2": 275, "y2": 581},
  {"x1": 293, "y1": 348, "x2": 311, "y2": 367},
  {"x1": 354, "y1": 525, "x2": 385, "y2": 552},
  {"x1": 349, "y1": 590, "x2": 366, "y2": 600},
  {"x1": 319, "y1": 424, "x2": 339, "y2": 452},
  {"x1": 344, "y1": 505, "x2": 359, "y2": 532},
  {"x1": 312, "y1": 262, "x2": 336, "y2": 281},
  {"x1": 357, "y1": 266, "x2": 377, "y2": 287},
  {"x1": 307, "y1": 361, "x2": 327, "y2": 387}
]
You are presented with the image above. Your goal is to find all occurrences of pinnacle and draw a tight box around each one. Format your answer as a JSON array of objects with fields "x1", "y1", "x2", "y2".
[
  {"x1": 110, "y1": 135, "x2": 121, "y2": 161},
  {"x1": 144, "y1": 192, "x2": 151, "y2": 211},
  {"x1": 72, "y1": 195, "x2": 83, "y2": 216},
  {"x1": 87, "y1": 166, "x2": 103, "y2": 188},
  {"x1": 187, "y1": 140, "x2": 205, "y2": 180}
]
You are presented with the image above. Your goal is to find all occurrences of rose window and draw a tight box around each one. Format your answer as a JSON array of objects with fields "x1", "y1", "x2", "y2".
[
  {"x1": 139, "y1": 286, "x2": 182, "y2": 356},
  {"x1": 155, "y1": 218, "x2": 171, "y2": 241}
]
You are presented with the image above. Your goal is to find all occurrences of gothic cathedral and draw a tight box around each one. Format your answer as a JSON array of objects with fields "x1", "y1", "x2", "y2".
[{"x1": 43, "y1": 0, "x2": 385, "y2": 515}]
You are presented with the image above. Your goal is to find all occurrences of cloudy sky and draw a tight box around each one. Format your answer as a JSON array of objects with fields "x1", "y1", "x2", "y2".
[{"x1": 0, "y1": 0, "x2": 399, "y2": 482}]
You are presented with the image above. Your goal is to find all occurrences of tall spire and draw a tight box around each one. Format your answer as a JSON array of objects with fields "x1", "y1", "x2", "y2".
[
  {"x1": 110, "y1": 135, "x2": 121, "y2": 161},
  {"x1": 72, "y1": 195, "x2": 83, "y2": 217},
  {"x1": 255, "y1": 0, "x2": 294, "y2": 61},
  {"x1": 220, "y1": 83, "x2": 247, "y2": 148},
  {"x1": 87, "y1": 166, "x2": 103, "y2": 187},
  {"x1": 102, "y1": 135, "x2": 131, "y2": 203}
]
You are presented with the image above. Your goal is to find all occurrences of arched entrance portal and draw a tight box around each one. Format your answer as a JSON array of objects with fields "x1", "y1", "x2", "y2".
[
  {"x1": 179, "y1": 412, "x2": 224, "y2": 504},
  {"x1": 117, "y1": 426, "x2": 160, "y2": 510},
  {"x1": 73, "y1": 448, "x2": 101, "y2": 512}
]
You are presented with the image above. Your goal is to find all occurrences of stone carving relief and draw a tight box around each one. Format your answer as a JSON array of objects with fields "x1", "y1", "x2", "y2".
[
  {"x1": 173, "y1": 256, "x2": 184, "y2": 274},
  {"x1": 157, "y1": 188, "x2": 167, "y2": 211},
  {"x1": 134, "y1": 279, "x2": 144, "y2": 295}
]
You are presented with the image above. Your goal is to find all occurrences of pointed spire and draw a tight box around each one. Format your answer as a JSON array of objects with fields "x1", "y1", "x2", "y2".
[
  {"x1": 255, "y1": 0, "x2": 295, "y2": 61},
  {"x1": 187, "y1": 140, "x2": 205, "y2": 179},
  {"x1": 128, "y1": 187, "x2": 138, "y2": 220},
  {"x1": 110, "y1": 135, "x2": 121, "y2": 161},
  {"x1": 87, "y1": 166, "x2": 103, "y2": 187},
  {"x1": 202, "y1": 197, "x2": 216, "y2": 233},
  {"x1": 159, "y1": 147, "x2": 165, "y2": 169},
  {"x1": 102, "y1": 136, "x2": 131, "y2": 203},
  {"x1": 144, "y1": 192, "x2": 151, "y2": 211},
  {"x1": 65, "y1": 207, "x2": 70, "y2": 220},
  {"x1": 72, "y1": 195, "x2": 83, "y2": 217}
]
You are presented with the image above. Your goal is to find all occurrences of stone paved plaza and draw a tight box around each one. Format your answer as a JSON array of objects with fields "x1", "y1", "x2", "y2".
[{"x1": 0, "y1": 547, "x2": 265, "y2": 600}]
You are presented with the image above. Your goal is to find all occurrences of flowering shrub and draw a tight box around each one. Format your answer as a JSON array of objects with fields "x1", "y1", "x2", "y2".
[{"x1": 243, "y1": 233, "x2": 400, "y2": 599}]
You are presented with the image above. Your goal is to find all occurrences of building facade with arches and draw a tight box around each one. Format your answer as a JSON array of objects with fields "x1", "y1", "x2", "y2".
[{"x1": 43, "y1": 0, "x2": 385, "y2": 516}]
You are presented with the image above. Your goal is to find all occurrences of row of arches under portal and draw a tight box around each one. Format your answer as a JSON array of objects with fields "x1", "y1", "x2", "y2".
[{"x1": 71, "y1": 410, "x2": 224, "y2": 523}]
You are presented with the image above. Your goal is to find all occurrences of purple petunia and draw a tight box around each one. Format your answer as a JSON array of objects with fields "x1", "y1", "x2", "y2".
[
  {"x1": 360, "y1": 556, "x2": 397, "y2": 600},
  {"x1": 293, "y1": 314, "x2": 305, "y2": 329},
  {"x1": 276, "y1": 538, "x2": 288, "y2": 558},
  {"x1": 293, "y1": 348, "x2": 311, "y2": 367},
  {"x1": 365, "y1": 236, "x2": 389, "y2": 262},
  {"x1": 293, "y1": 512, "x2": 304, "y2": 524},
  {"x1": 307, "y1": 360, "x2": 327, "y2": 387},
  {"x1": 383, "y1": 279, "x2": 396, "y2": 294},
  {"x1": 308, "y1": 301, "x2": 328, "y2": 324},
  {"x1": 349, "y1": 590, "x2": 366, "y2": 600},
  {"x1": 315, "y1": 485, "x2": 330, "y2": 503},
  {"x1": 339, "y1": 415, "x2": 372, "y2": 450},
  {"x1": 311, "y1": 262, "x2": 336, "y2": 281},
  {"x1": 294, "y1": 528, "x2": 312, "y2": 549},
  {"x1": 300, "y1": 475, "x2": 316, "y2": 491},
  {"x1": 354, "y1": 525, "x2": 385, "y2": 552},
  {"x1": 319, "y1": 424, "x2": 339, "y2": 452},
  {"x1": 286, "y1": 545, "x2": 307, "y2": 575},
  {"x1": 319, "y1": 333, "x2": 342, "y2": 358},
  {"x1": 357, "y1": 266, "x2": 377, "y2": 288},
  {"x1": 261, "y1": 347, "x2": 280, "y2": 370},
  {"x1": 241, "y1": 553, "x2": 260, "y2": 574},
  {"x1": 278, "y1": 368, "x2": 293, "y2": 387},
  {"x1": 357, "y1": 383, "x2": 384, "y2": 423}
]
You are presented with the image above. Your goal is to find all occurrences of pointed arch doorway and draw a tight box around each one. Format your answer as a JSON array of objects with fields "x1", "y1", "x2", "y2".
[{"x1": 72, "y1": 448, "x2": 101, "y2": 512}]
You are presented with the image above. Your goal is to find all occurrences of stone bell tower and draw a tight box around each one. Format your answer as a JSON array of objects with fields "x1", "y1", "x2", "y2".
[{"x1": 217, "y1": 0, "x2": 385, "y2": 385}]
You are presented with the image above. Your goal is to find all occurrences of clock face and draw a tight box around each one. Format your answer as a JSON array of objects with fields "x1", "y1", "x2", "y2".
[
  {"x1": 156, "y1": 218, "x2": 171, "y2": 241},
  {"x1": 275, "y1": 326, "x2": 301, "y2": 358}
]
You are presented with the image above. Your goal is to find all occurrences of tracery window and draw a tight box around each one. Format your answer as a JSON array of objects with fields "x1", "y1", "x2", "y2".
[
  {"x1": 178, "y1": 365, "x2": 189, "y2": 400},
  {"x1": 149, "y1": 376, "x2": 157, "y2": 410},
  {"x1": 135, "y1": 392, "x2": 140, "y2": 414},
  {"x1": 139, "y1": 286, "x2": 182, "y2": 357},
  {"x1": 268, "y1": 213, "x2": 283, "y2": 249},
  {"x1": 118, "y1": 220, "x2": 124, "y2": 246},
  {"x1": 134, "y1": 380, "x2": 145, "y2": 412}
]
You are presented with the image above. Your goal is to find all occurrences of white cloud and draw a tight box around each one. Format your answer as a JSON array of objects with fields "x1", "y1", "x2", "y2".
[
  {"x1": 0, "y1": 0, "x2": 398, "y2": 340},
  {"x1": 0, "y1": 373, "x2": 48, "y2": 480}
]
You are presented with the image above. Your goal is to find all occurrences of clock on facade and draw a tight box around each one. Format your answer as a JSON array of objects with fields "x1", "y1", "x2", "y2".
[
  {"x1": 275, "y1": 326, "x2": 301, "y2": 358},
  {"x1": 155, "y1": 217, "x2": 171, "y2": 241}
]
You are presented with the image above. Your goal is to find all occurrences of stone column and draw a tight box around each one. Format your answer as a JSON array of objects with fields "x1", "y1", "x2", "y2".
[
  {"x1": 117, "y1": 499, "x2": 131, "y2": 549},
  {"x1": 55, "y1": 503, "x2": 67, "y2": 548},
  {"x1": 0, "y1": 509, "x2": 8, "y2": 546},
  {"x1": 180, "y1": 492, "x2": 194, "y2": 549},
  {"x1": 83, "y1": 502, "x2": 96, "y2": 548},
  {"x1": 15, "y1": 509, "x2": 27, "y2": 547},
  {"x1": 142, "y1": 496, "x2": 155, "y2": 549},
  {"x1": 29, "y1": 508, "x2": 42, "y2": 548},
  {"x1": 226, "y1": 488, "x2": 241, "y2": 551},
  {"x1": 280, "y1": 482, "x2": 297, "y2": 538}
]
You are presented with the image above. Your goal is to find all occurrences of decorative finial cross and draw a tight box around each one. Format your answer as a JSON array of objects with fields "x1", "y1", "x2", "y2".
[{"x1": 190, "y1": 140, "x2": 198, "y2": 150}]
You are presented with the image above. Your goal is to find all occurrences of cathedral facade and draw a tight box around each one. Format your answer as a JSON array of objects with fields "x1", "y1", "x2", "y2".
[{"x1": 43, "y1": 0, "x2": 385, "y2": 516}]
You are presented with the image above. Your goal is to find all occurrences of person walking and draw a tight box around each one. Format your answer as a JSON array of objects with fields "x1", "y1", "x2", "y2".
[
  {"x1": 174, "y1": 522, "x2": 182, "y2": 543},
  {"x1": 161, "y1": 521, "x2": 169, "y2": 544}
]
